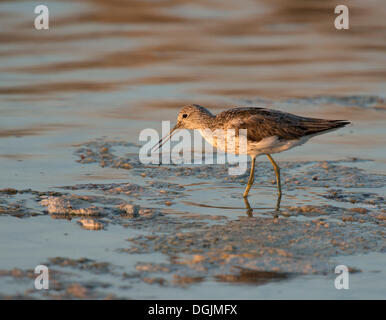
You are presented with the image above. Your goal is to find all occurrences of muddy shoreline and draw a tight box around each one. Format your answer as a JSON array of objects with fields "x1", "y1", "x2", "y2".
[{"x1": 0, "y1": 139, "x2": 384, "y2": 299}]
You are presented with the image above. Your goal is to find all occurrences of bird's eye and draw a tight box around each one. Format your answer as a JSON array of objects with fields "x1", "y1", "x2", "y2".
[{"x1": 182, "y1": 114, "x2": 188, "y2": 118}]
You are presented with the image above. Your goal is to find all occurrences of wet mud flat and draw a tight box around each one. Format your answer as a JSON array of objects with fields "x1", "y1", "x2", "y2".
[{"x1": 0, "y1": 139, "x2": 384, "y2": 299}]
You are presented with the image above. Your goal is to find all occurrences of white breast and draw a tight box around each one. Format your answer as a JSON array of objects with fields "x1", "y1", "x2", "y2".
[{"x1": 198, "y1": 129, "x2": 310, "y2": 157}]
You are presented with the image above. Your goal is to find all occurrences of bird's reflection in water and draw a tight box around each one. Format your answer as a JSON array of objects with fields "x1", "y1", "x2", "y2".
[
  {"x1": 183, "y1": 194, "x2": 282, "y2": 217},
  {"x1": 243, "y1": 194, "x2": 281, "y2": 217}
]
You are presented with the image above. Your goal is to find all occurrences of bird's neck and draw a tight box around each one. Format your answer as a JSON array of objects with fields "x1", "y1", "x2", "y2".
[{"x1": 197, "y1": 112, "x2": 215, "y2": 129}]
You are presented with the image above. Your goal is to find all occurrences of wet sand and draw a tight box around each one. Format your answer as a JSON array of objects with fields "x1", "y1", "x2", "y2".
[
  {"x1": 0, "y1": 140, "x2": 385, "y2": 299},
  {"x1": 0, "y1": 0, "x2": 385, "y2": 299}
]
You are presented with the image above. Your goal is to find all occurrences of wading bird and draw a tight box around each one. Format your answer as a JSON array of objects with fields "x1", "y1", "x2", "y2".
[{"x1": 153, "y1": 104, "x2": 350, "y2": 202}]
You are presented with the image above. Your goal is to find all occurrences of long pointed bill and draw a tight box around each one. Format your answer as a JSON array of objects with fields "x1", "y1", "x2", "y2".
[{"x1": 151, "y1": 124, "x2": 179, "y2": 152}]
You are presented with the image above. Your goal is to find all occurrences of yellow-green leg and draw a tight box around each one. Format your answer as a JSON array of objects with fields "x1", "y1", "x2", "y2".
[
  {"x1": 243, "y1": 156, "x2": 256, "y2": 198},
  {"x1": 266, "y1": 154, "x2": 282, "y2": 196},
  {"x1": 243, "y1": 196, "x2": 253, "y2": 216}
]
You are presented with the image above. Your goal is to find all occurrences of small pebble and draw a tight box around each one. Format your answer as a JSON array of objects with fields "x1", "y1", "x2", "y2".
[
  {"x1": 78, "y1": 219, "x2": 104, "y2": 230},
  {"x1": 119, "y1": 204, "x2": 140, "y2": 217}
]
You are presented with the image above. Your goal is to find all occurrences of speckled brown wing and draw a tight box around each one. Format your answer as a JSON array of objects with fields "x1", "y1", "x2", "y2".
[{"x1": 214, "y1": 107, "x2": 350, "y2": 142}]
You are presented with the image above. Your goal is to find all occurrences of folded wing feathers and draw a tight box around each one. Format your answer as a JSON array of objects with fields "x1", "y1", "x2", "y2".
[{"x1": 218, "y1": 107, "x2": 350, "y2": 142}]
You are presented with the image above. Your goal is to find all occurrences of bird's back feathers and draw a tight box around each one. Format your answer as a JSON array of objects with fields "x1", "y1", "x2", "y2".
[{"x1": 213, "y1": 107, "x2": 350, "y2": 142}]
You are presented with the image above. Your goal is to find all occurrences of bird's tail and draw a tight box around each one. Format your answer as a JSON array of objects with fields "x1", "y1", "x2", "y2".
[{"x1": 300, "y1": 118, "x2": 350, "y2": 136}]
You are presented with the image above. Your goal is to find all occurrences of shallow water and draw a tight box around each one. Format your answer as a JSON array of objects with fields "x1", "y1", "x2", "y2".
[{"x1": 0, "y1": 0, "x2": 385, "y2": 299}]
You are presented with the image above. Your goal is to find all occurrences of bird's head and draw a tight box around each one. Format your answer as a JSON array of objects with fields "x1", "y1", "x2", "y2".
[
  {"x1": 152, "y1": 104, "x2": 213, "y2": 151},
  {"x1": 175, "y1": 104, "x2": 213, "y2": 130}
]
